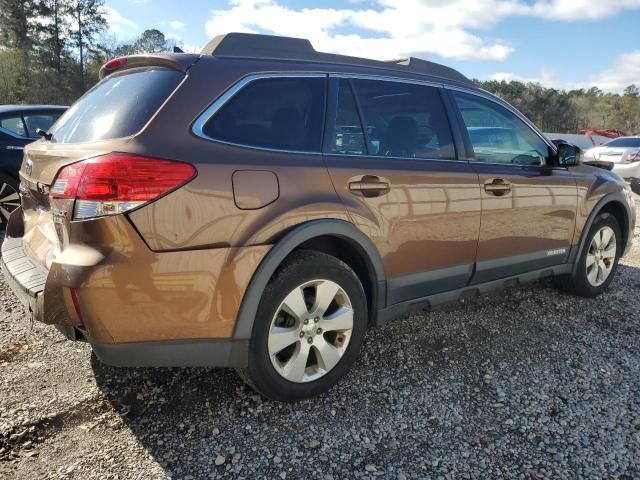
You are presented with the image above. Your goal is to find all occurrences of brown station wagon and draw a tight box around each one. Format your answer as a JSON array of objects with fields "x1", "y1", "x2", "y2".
[{"x1": 1, "y1": 33, "x2": 636, "y2": 401}]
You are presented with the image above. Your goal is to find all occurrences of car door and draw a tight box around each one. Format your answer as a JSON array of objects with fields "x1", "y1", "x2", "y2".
[
  {"x1": 448, "y1": 90, "x2": 578, "y2": 283},
  {"x1": 323, "y1": 76, "x2": 481, "y2": 305},
  {"x1": 0, "y1": 115, "x2": 29, "y2": 172}
]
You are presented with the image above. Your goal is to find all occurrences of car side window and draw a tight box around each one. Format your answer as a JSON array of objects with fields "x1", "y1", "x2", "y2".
[
  {"x1": 349, "y1": 79, "x2": 456, "y2": 160},
  {"x1": 326, "y1": 79, "x2": 367, "y2": 155},
  {"x1": 203, "y1": 77, "x2": 326, "y2": 152},
  {"x1": 0, "y1": 116, "x2": 27, "y2": 137},
  {"x1": 22, "y1": 113, "x2": 63, "y2": 138},
  {"x1": 452, "y1": 92, "x2": 549, "y2": 166}
]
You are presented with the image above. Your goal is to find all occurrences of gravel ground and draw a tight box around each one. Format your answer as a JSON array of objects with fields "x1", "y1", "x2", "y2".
[{"x1": 1, "y1": 194, "x2": 639, "y2": 480}]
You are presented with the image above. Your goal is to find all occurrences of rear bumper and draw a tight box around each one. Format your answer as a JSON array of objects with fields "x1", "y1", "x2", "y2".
[
  {"x1": 91, "y1": 338, "x2": 249, "y2": 367},
  {"x1": 0, "y1": 236, "x2": 45, "y2": 322},
  {"x1": 1, "y1": 207, "x2": 269, "y2": 367}
]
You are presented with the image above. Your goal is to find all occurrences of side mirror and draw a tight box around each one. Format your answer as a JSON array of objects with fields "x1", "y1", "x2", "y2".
[{"x1": 556, "y1": 143, "x2": 581, "y2": 167}]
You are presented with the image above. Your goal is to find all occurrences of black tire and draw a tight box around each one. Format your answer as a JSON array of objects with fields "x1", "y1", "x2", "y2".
[
  {"x1": 238, "y1": 250, "x2": 368, "y2": 401},
  {"x1": 0, "y1": 173, "x2": 20, "y2": 231},
  {"x1": 557, "y1": 212, "x2": 622, "y2": 297}
]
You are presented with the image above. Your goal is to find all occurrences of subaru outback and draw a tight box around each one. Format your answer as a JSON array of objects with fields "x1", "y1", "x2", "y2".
[{"x1": 1, "y1": 33, "x2": 636, "y2": 401}]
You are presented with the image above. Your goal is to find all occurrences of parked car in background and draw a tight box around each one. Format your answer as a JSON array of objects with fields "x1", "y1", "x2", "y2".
[
  {"x1": 0, "y1": 105, "x2": 67, "y2": 228},
  {"x1": 584, "y1": 136, "x2": 640, "y2": 181},
  {"x1": 0, "y1": 33, "x2": 636, "y2": 401}
]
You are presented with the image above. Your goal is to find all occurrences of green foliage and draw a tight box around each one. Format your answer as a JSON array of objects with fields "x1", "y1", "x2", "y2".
[
  {"x1": 476, "y1": 79, "x2": 640, "y2": 134},
  {"x1": 0, "y1": 1, "x2": 176, "y2": 105}
]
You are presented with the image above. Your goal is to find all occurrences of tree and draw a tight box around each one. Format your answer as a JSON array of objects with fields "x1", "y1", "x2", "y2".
[
  {"x1": 132, "y1": 29, "x2": 175, "y2": 54},
  {"x1": 0, "y1": 0, "x2": 39, "y2": 51},
  {"x1": 70, "y1": 0, "x2": 106, "y2": 89},
  {"x1": 624, "y1": 84, "x2": 639, "y2": 98}
]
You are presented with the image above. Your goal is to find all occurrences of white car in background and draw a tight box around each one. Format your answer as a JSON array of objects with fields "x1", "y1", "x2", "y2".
[{"x1": 584, "y1": 136, "x2": 640, "y2": 180}]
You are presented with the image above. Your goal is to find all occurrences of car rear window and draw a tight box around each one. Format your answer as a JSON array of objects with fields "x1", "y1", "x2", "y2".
[
  {"x1": 604, "y1": 137, "x2": 640, "y2": 148},
  {"x1": 202, "y1": 77, "x2": 326, "y2": 152},
  {"x1": 49, "y1": 67, "x2": 183, "y2": 144}
]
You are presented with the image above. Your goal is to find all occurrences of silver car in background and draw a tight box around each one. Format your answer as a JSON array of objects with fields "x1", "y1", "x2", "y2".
[{"x1": 584, "y1": 136, "x2": 640, "y2": 180}]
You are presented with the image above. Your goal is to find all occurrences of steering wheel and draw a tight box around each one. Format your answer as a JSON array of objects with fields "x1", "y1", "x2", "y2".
[{"x1": 511, "y1": 150, "x2": 543, "y2": 165}]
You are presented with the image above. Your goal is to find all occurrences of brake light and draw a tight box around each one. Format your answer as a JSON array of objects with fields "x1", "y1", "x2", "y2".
[
  {"x1": 103, "y1": 57, "x2": 127, "y2": 70},
  {"x1": 50, "y1": 153, "x2": 196, "y2": 219},
  {"x1": 622, "y1": 151, "x2": 640, "y2": 163}
]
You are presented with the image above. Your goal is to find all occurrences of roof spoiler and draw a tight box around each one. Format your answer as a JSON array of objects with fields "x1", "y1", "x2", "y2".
[
  {"x1": 99, "y1": 53, "x2": 201, "y2": 80},
  {"x1": 201, "y1": 33, "x2": 472, "y2": 85}
]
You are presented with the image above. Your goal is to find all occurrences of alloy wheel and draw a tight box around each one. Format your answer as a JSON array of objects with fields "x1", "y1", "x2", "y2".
[
  {"x1": 0, "y1": 181, "x2": 19, "y2": 227},
  {"x1": 267, "y1": 279, "x2": 354, "y2": 383},
  {"x1": 586, "y1": 226, "x2": 616, "y2": 287}
]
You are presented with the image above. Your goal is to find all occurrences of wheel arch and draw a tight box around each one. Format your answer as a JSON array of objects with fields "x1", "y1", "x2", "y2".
[
  {"x1": 233, "y1": 219, "x2": 386, "y2": 340},
  {"x1": 571, "y1": 192, "x2": 631, "y2": 276}
]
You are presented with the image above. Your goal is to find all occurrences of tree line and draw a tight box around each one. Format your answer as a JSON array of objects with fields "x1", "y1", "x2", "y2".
[
  {"x1": 0, "y1": 0, "x2": 638, "y2": 135},
  {"x1": 0, "y1": 0, "x2": 176, "y2": 105},
  {"x1": 475, "y1": 80, "x2": 640, "y2": 134}
]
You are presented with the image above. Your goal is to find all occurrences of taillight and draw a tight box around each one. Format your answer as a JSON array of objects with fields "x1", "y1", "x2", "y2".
[
  {"x1": 622, "y1": 151, "x2": 640, "y2": 163},
  {"x1": 50, "y1": 153, "x2": 196, "y2": 219},
  {"x1": 103, "y1": 57, "x2": 127, "y2": 70}
]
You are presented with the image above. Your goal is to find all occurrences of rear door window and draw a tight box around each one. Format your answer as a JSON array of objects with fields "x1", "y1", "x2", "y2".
[
  {"x1": 49, "y1": 67, "x2": 183, "y2": 144},
  {"x1": 325, "y1": 79, "x2": 367, "y2": 155},
  {"x1": 202, "y1": 77, "x2": 326, "y2": 152},
  {"x1": 348, "y1": 79, "x2": 456, "y2": 160}
]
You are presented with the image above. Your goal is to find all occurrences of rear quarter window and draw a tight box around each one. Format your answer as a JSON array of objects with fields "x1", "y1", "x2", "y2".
[
  {"x1": 50, "y1": 67, "x2": 183, "y2": 144},
  {"x1": 202, "y1": 76, "x2": 326, "y2": 152}
]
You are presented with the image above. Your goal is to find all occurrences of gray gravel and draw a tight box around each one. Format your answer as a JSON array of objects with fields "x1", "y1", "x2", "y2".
[{"x1": 1, "y1": 194, "x2": 639, "y2": 479}]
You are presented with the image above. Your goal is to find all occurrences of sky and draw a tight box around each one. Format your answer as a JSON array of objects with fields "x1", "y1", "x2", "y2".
[{"x1": 102, "y1": 0, "x2": 640, "y2": 93}]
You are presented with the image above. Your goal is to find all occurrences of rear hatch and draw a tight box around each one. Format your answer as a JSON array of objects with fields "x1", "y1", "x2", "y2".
[{"x1": 19, "y1": 56, "x2": 196, "y2": 268}]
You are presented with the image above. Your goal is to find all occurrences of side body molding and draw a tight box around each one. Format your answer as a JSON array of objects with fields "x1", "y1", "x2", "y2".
[
  {"x1": 233, "y1": 219, "x2": 386, "y2": 340},
  {"x1": 569, "y1": 191, "x2": 633, "y2": 275}
]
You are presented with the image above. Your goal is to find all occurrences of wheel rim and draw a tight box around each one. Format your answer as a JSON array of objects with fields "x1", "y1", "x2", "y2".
[
  {"x1": 586, "y1": 226, "x2": 616, "y2": 287},
  {"x1": 267, "y1": 279, "x2": 354, "y2": 383},
  {"x1": 0, "y1": 182, "x2": 19, "y2": 226}
]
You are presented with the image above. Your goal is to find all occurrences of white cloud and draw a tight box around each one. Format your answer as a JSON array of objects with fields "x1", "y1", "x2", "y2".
[
  {"x1": 525, "y1": 0, "x2": 640, "y2": 21},
  {"x1": 589, "y1": 50, "x2": 640, "y2": 92},
  {"x1": 204, "y1": 0, "x2": 640, "y2": 63},
  {"x1": 489, "y1": 52, "x2": 640, "y2": 93},
  {"x1": 168, "y1": 20, "x2": 186, "y2": 31},
  {"x1": 204, "y1": 0, "x2": 515, "y2": 61},
  {"x1": 102, "y1": 6, "x2": 139, "y2": 35}
]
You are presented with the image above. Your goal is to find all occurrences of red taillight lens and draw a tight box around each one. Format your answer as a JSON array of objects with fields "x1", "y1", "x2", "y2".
[
  {"x1": 51, "y1": 153, "x2": 196, "y2": 218},
  {"x1": 103, "y1": 57, "x2": 127, "y2": 70}
]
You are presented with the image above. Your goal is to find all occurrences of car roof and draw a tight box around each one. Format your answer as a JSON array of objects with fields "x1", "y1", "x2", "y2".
[
  {"x1": 0, "y1": 105, "x2": 68, "y2": 114},
  {"x1": 201, "y1": 33, "x2": 473, "y2": 87}
]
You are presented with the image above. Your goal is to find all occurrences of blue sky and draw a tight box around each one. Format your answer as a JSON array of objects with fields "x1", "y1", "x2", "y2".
[{"x1": 102, "y1": 0, "x2": 640, "y2": 92}]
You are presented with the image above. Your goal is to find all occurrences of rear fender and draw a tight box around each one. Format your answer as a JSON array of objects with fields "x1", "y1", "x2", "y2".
[{"x1": 232, "y1": 219, "x2": 386, "y2": 340}]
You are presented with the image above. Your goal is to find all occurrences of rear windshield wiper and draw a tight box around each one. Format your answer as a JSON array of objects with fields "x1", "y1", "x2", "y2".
[{"x1": 36, "y1": 128, "x2": 52, "y2": 141}]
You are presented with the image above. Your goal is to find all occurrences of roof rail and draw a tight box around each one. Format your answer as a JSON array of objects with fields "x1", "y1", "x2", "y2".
[{"x1": 201, "y1": 33, "x2": 472, "y2": 85}]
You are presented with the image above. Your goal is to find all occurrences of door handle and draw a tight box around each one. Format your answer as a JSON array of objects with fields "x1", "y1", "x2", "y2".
[
  {"x1": 484, "y1": 178, "x2": 511, "y2": 196},
  {"x1": 348, "y1": 175, "x2": 390, "y2": 197}
]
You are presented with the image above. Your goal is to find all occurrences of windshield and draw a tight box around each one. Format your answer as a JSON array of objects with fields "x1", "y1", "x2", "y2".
[
  {"x1": 49, "y1": 67, "x2": 183, "y2": 144},
  {"x1": 604, "y1": 137, "x2": 640, "y2": 148}
]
